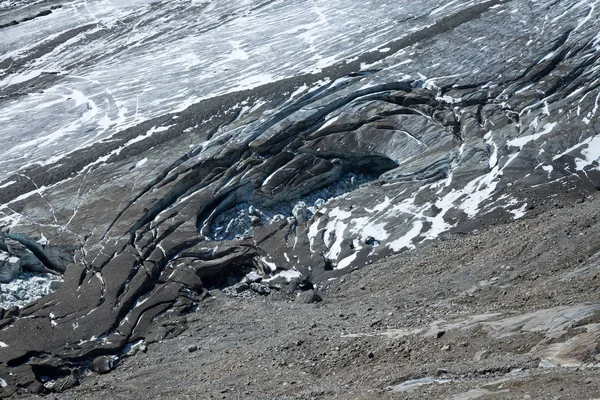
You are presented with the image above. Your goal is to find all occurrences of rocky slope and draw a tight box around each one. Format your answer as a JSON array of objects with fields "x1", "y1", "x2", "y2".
[
  {"x1": 38, "y1": 193, "x2": 600, "y2": 399},
  {"x1": 0, "y1": 0, "x2": 599, "y2": 397}
]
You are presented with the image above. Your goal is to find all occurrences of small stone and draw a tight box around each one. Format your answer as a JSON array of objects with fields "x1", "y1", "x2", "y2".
[
  {"x1": 250, "y1": 282, "x2": 270, "y2": 295},
  {"x1": 29, "y1": 381, "x2": 45, "y2": 394},
  {"x1": 187, "y1": 345, "x2": 198, "y2": 353},
  {"x1": 271, "y1": 214, "x2": 286, "y2": 223},
  {"x1": 232, "y1": 281, "x2": 250, "y2": 293},
  {"x1": 92, "y1": 356, "x2": 115, "y2": 374},
  {"x1": 298, "y1": 278, "x2": 314, "y2": 291},
  {"x1": 313, "y1": 198, "x2": 326, "y2": 209},
  {"x1": 367, "y1": 352, "x2": 375, "y2": 359},
  {"x1": 364, "y1": 236, "x2": 380, "y2": 246},
  {"x1": 441, "y1": 344, "x2": 451, "y2": 351},
  {"x1": 296, "y1": 290, "x2": 322, "y2": 303}
]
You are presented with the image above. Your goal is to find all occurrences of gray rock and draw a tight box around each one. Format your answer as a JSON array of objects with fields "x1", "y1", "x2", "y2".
[
  {"x1": 296, "y1": 290, "x2": 322, "y2": 304},
  {"x1": 292, "y1": 201, "x2": 308, "y2": 223},
  {"x1": 232, "y1": 281, "x2": 250, "y2": 294},
  {"x1": 0, "y1": 253, "x2": 21, "y2": 283},
  {"x1": 271, "y1": 214, "x2": 286, "y2": 223},
  {"x1": 28, "y1": 381, "x2": 45, "y2": 394},
  {"x1": 92, "y1": 356, "x2": 116, "y2": 374},
  {"x1": 187, "y1": 345, "x2": 198, "y2": 353},
  {"x1": 244, "y1": 271, "x2": 262, "y2": 283},
  {"x1": 364, "y1": 237, "x2": 380, "y2": 247},
  {"x1": 49, "y1": 280, "x2": 62, "y2": 291},
  {"x1": 313, "y1": 198, "x2": 326, "y2": 210},
  {"x1": 250, "y1": 282, "x2": 271, "y2": 295},
  {"x1": 50, "y1": 375, "x2": 78, "y2": 392}
]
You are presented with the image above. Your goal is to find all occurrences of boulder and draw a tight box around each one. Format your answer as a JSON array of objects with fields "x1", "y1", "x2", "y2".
[
  {"x1": 92, "y1": 356, "x2": 116, "y2": 374},
  {"x1": 49, "y1": 375, "x2": 79, "y2": 392},
  {"x1": 250, "y1": 282, "x2": 271, "y2": 295},
  {"x1": 297, "y1": 290, "x2": 322, "y2": 304},
  {"x1": 244, "y1": 271, "x2": 262, "y2": 283},
  {"x1": 0, "y1": 253, "x2": 21, "y2": 283},
  {"x1": 292, "y1": 201, "x2": 308, "y2": 223}
]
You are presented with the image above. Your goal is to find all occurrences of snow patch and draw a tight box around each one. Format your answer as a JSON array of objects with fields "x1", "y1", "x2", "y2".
[
  {"x1": 507, "y1": 122, "x2": 558, "y2": 149},
  {"x1": 125, "y1": 125, "x2": 174, "y2": 147},
  {"x1": 260, "y1": 257, "x2": 277, "y2": 272},
  {"x1": 390, "y1": 377, "x2": 451, "y2": 393},
  {"x1": 387, "y1": 220, "x2": 423, "y2": 251},
  {"x1": 575, "y1": 136, "x2": 600, "y2": 171},
  {"x1": 336, "y1": 253, "x2": 358, "y2": 270},
  {"x1": 364, "y1": 196, "x2": 391, "y2": 213},
  {"x1": 264, "y1": 268, "x2": 302, "y2": 282},
  {"x1": 553, "y1": 135, "x2": 600, "y2": 171},
  {"x1": 0, "y1": 181, "x2": 16, "y2": 190}
]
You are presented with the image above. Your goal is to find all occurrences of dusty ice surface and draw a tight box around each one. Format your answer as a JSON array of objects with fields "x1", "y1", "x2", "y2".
[
  {"x1": 0, "y1": 273, "x2": 62, "y2": 309},
  {"x1": 0, "y1": 0, "x2": 487, "y2": 177},
  {"x1": 0, "y1": 0, "x2": 44, "y2": 10}
]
